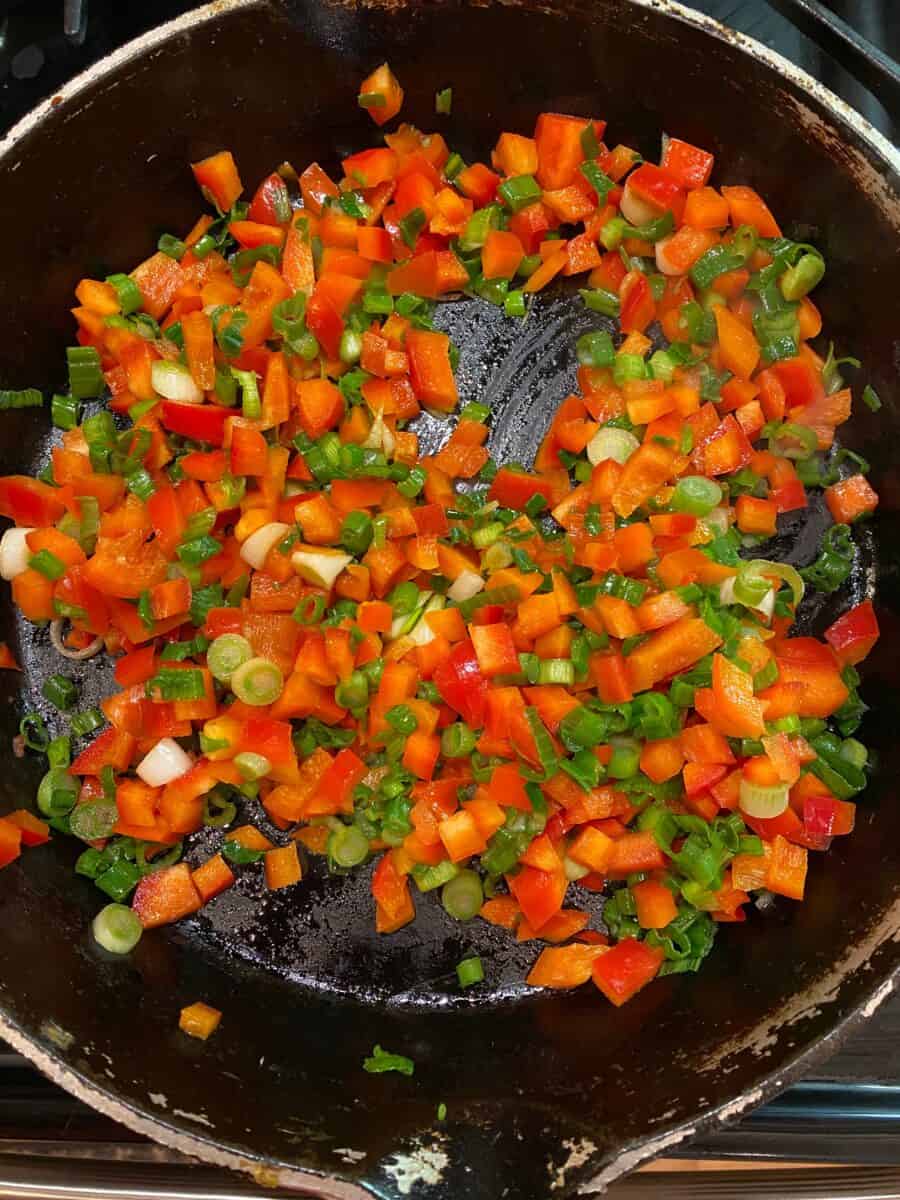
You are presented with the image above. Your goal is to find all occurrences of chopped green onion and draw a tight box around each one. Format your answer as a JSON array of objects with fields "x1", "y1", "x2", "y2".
[
  {"x1": 158, "y1": 233, "x2": 187, "y2": 260},
  {"x1": 739, "y1": 777, "x2": 788, "y2": 818},
  {"x1": 456, "y1": 955, "x2": 484, "y2": 987},
  {"x1": 222, "y1": 839, "x2": 264, "y2": 865},
  {"x1": 580, "y1": 161, "x2": 615, "y2": 202},
  {"x1": 105, "y1": 272, "x2": 143, "y2": 315},
  {"x1": 497, "y1": 174, "x2": 542, "y2": 213},
  {"x1": 435, "y1": 86, "x2": 453, "y2": 115},
  {"x1": 357, "y1": 92, "x2": 387, "y2": 109},
  {"x1": 780, "y1": 252, "x2": 825, "y2": 301},
  {"x1": 386, "y1": 704, "x2": 417, "y2": 735},
  {"x1": 441, "y1": 722, "x2": 476, "y2": 758},
  {"x1": 36, "y1": 768, "x2": 78, "y2": 817},
  {"x1": 397, "y1": 465, "x2": 427, "y2": 499},
  {"x1": 29, "y1": 549, "x2": 66, "y2": 581},
  {"x1": 46, "y1": 735, "x2": 71, "y2": 769},
  {"x1": 49, "y1": 393, "x2": 79, "y2": 430},
  {"x1": 70, "y1": 708, "x2": 104, "y2": 737},
  {"x1": 537, "y1": 658, "x2": 574, "y2": 685},
  {"x1": 737, "y1": 560, "x2": 803, "y2": 608},
  {"x1": 67, "y1": 346, "x2": 104, "y2": 399},
  {"x1": 690, "y1": 244, "x2": 747, "y2": 290},
  {"x1": 42, "y1": 673, "x2": 77, "y2": 711},
  {"x1": 863, "y1": 384, "x2": 882, "y2": 412},
  {"x1": 459, "y1": 204, "x2": 502, "y2": 252},
  {"x1": 95, "y1": 859, "x2": 143, "y2": 902},
  {"x1": 0, "y1": 388, "x2": 43, "y2": 409},
  {"x1": 608, "y1": 740, "x2": 640, "y2": 780},
  {"x1": 560, "y1": 748, "x2": 602, "y2": 791},
  {"x1": 92, "y1": 903, "x2": 143, "y2": 954},
  {"x1": 176, "y1": 535, "x2": 221, "y2": 566},
  {"x1": 579, "y1": 288, "x2": 620, "y2": 318},
  {"x1": 329, "y1": 823, "x2": 370, "y2": 868},
  {"x1": 576, "y1": 331, "x2": 615, "y2": 367},
  {"x1": 442, "y1": 870, "x2": 484, "y2": 921},
  {"x1": 207, "y1": 633, "x2": 253, "y2": 682},
  {"x1": 147, "y1": 667, "x2": 206, "y2": 702},
  {"x1": 70, "y1": 801, "x2": 118, "y2": 842},
  {"x1": 671, "y1": 476, "x2": 723, "y2": 517},
  {"x1": 612, "y1": 354, "x2": 647, "y2": 387},
  {"x1": 599, "y1": 216, "x2": 627, "y2": 251},
  {"x1": 399, "y1": 207, "x2": 427, "y2": 250},
  {"x1": 231, "y1": 657, "x2": 284, "y2": 706},
  {"x1": 292, "y1": 593, "x2": 327, "y2": 625},
  {"x1": 504, "y1": 288, "x2": 526, "y2": 317}
]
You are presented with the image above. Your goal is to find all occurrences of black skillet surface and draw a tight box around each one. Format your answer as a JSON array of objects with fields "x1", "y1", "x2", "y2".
[{"x1": 0, "y1": 1, "x2": 898, "y2": 1196}]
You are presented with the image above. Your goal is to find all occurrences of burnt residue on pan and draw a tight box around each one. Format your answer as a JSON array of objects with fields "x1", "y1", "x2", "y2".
[{"x1": 0, "y1": 0, "x2": 898, "y2": 1197}]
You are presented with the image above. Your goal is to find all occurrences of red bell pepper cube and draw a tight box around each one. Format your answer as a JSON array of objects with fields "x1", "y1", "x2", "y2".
[
  {"x1": 406, "y1": 329, "x2": 458, "y2": 412},
  {"x1": 5, "y1": 810, "x2": 51, "y2": 847},
  {"x1": 660, "y1": 137, "x2": 714, "y2": 189},
  {"x1": 69, "y1": 728, "x2": 136, "y2": 776},
  {"x1": 0, "y1": 476, "x2": 67, "y2": 526},
  {"x1": 313, "y1": 748, "x2": 367, "y2": 814},
  {"x1": 0, "y1": 819, "x2": 22, "y2": 868},
  {"x1": 132, "y1": 862, "x2": 203, "y2": 929},
  {"x1": 824, "y1": 599, "x2": 879, "y2": 666},
  {"x1": 625, "y1": 163, "x2": 686, "y2": 222},
  {"x1": 591, "y1": 938, "x2": 664, "y2": 1006},
  {"x1": 247, "y1": 172, "x2": 291, "y2": 225},
  {"x1": 191, "y1": 150, "x2": 243, "y2": 212},
  {"x1": 230, "y1": 424, "x2": 269, "y2": 476},
  {"x1": 469, "y1": 622, "x2": 519, "y2": 678},
  {"x1": 433, "y1": 638, "x2": 489, "y2": 728},
  {"x1": 160, "y1": 401, "x2": 230, "y2": 447},
  {"x1": 508, "y1": 863, "x2": 568, "y2": 931}
]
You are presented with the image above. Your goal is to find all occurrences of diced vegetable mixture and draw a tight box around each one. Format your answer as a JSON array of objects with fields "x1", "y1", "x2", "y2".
[{"x1": 0, "y1": 63, "x2": 881, "y2": 1007}]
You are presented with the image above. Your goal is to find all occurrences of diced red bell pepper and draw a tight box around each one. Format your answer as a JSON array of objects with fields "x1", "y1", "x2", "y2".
[
  {"x1": 660, "y1": 137, "x2": 714, "y2": 189},
  {"x1": 4, "y1": 810, "x2": 50, "y2": 847},
  {"x1": 470, "y1": 622, "x2": 520, "y2": 678},
  {"x1": 132, "y1": 862, "x2": 203, "y2": 929},
  {"x1": 433, "y1": 638, "x2": 489, "y2": 728},
  {"x1": 342, "y1": 147, "x2": 398, "y2": 188},
  {"x1": 619, "y1": 271, "x2": 656, "y2": 334},
  {"x1": 625, "y1": 163, "x2": 686, "y2": 222},
  {"x1": 191, "y1": 150, "x2": 243, "y2": 212},
  {"x1": 160, "y1": 401, "x2": 230, "y2": 447},
  {"x1": 371, "y1": 851, "x2": 414, "y2": 929},
  {"x1": 508, "y1": 863, "x2": 567, "y2": 931},
  {"x1": 69, "y1": 728, "x2": 136, "y2": 775},
  {"x1": 305, "y1": 290, "x2": 344, "y2": 360},
  {"x1": 591, "y1": 938, "x2": 664, "y2": 1006},
  {"x1": 535, "y1": 113, "x2": 600, "y2": 190},
  {"x1": 307, "y1": 748, "x2": 366, "y2": 815},
  {"x1": 358, "y1": 63, "x2": 404, "y2": 128},
  {"x1": 247, "y1": 172, "x2": 291, "y2": 225},
  {"x1": 0, "y1": 820, "x2": 22, "y2": 868},
  {"x1": 0, "y1": 476, "x2": 67, "y2": 526},
  {"x1": 406, "y1": 329, "x2": 458, "y2": 412},
  {"x1": 230, "y1": 424, "x2": 269, "y2": 476},
  {"x1": 824, "y1": 599, "x2": 879, "y2": 666}
]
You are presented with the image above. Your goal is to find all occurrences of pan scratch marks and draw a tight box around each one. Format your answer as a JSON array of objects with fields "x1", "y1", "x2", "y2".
[
  {"x1": 382, "y1": 1140, "x2": 449, "y2": 1194},
  {"x1": 549, "y1": 1137, "x2": 597, "y2": 1191},
  {"x1": 578, "y1": 1127, "x2": 695, "y2": 1194}
]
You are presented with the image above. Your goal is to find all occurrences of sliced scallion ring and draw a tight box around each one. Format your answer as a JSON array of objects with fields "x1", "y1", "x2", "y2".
[{"x1": 230, "y1": 657, "x2": 284, "y2": 706}]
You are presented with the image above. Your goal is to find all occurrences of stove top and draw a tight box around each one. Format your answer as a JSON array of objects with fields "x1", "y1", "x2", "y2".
[{"x1": 0, "y1": 0, "x2": 898, "y2": 1194}]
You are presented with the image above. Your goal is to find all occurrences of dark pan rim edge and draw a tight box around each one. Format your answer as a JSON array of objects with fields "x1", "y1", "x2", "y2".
[{"x1": 1, "y1": 0, "x2": 899, "y2": 1194}]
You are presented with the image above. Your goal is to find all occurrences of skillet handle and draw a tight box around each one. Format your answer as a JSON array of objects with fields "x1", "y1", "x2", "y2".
[{"x1": 764, "y1": 0, "x2": 900, "y2": 115}]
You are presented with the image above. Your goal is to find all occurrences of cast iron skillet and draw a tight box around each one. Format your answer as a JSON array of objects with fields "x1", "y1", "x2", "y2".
[{"x1": 0, "y1": 0, "x2": 897, "y2": 1195}]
